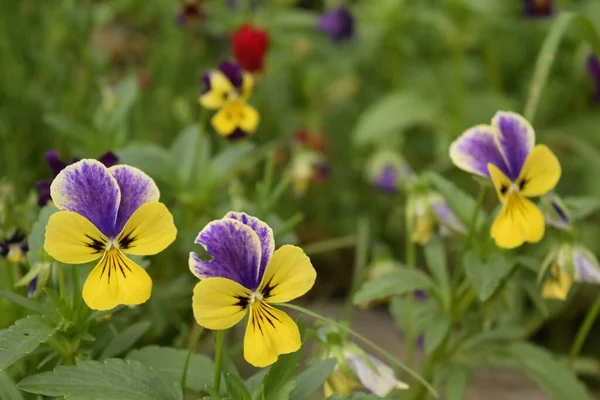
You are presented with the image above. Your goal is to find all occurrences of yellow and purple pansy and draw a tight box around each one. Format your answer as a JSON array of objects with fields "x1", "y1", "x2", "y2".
[
  {"x1": 366, "y1": 150, "x2": 414, "y2": 194},
  {"x1": 542, "y1": 243, "x2": 600, "y2": 300},
  {"x1": 199, "y1": 62, "x2": 259, "y2": 140},
  {"x1": 190, "y1": 212, "x2": 316, "y2": 367},
  {"x1": 408, "y1": 192, "x2": 466, "y2": 245},
  {"x1": 450, "y1": 111, "x2": 561, "y2": 249},
  {"x1": 43, "y1": 159, "x2": 177, "y2": 310},
  {"x1": 0, "y1": 231, "x2": 28, "y2": 263}
]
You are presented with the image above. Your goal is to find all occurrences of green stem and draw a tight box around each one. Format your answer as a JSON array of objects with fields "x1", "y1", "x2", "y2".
[
  {"x1": 71, "y1": 265, "x2": 79, "y2": 308},
  {"x1": 181, "y1": 325, "x2": 204, "y2": 391},
  {"x1": 343, "y1": 217, "x2": 370, "y2": 322},
  {"x1": 302, "y1": 235, "x2": 355, "y2": 256},
  {"x1": 57, "y1": 263, "x2": 66, "y2": 299},
  {"x1": 570, "y1": 294, "x2": 600, "y2": 361},
  {"x1": 405, "y1": 207, "x2": 417, "y2": 368},
  {"x1": 5, "y1": 262, "x2": 15, "y2": 291},
  {"x1": 213, "y1": 330, "x2": 225, "y2": 392},
  {"x1": 277, "y1": 303, "x2": 439, "y2": 398},
  {"x1": 467, "y1": 185, "x2": 487, "y2": 246}
]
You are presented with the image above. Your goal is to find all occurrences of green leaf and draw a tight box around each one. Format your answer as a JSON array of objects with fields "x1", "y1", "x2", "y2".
[
  {"x1": 211, "y1": 143, "x2": 256, "y2": 182},
  {"x1": 0, "y1": 371, "x2": 24, "y2": 400},
  {"x1": 245, "y1": 369, "x2": 269, "y2": 394},
  {"x1": 0, "y1": 290, "x2": 45, "y2": 314},
  {"x1": 43, "y1": 114, "x2": 90, "y2": 143},
  {"x1": 100, "y1": 321, "x2": 151, "y2": 360},
  {"x1": 127, "y1": 346, "x2": 213, "y2": 393},
  {"x1": 443, "y1": 366, "x2": 470, "y2": 400},
  {"x1": 423, "y1": 313, "x2": 451, "y2": 354},
  {"x1": 353, "y1": 268, "x2": 434, "y2": 305},
  {"x1": 424, "y1": 236, "x2": 450, "y2": 305},
  {"x1": 169, "y1": 124, "x2": 210, "y2": 186},
  {"x1": 501, "y1": 343, "x2": 591, "y2": 400},
  {"x1": 224, "y1": 373, "x2": 251, "y2": 400},
  {"x1": 290, "y1": 358, "x2": 336, "y2": 400},
  {"x1": 352, "y1": 90, "x2": 437, "y2": 146},
  {"x1": 463, "y1": 251, "x2": 515, "y2": 301},
  {"x1": 425, "y1": 172, "x2": 487, "y2": 229},
  {"x1": 563, "y1": 196, "x2": 600, "y2": 221},
  {"x1": 116, "y1": 144, "x2": 172, "y2": 182},
  {"x1": 326, "y1": 394, "x2": 379, "y2": 400},
  {"x1": 18, "y1": 359, "x2": 182, "y2": 400},
  {"x1": 262, "y1": 347, "x2": 301, "y2": 400},
  {"x1": 0, "y1": 315, "x2": 57, "y2": 371},
  {"x1": 27, "y1": 205, "x2": 58, "y2": 265}
]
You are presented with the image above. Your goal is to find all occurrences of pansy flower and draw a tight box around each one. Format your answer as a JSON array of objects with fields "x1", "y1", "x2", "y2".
[
  {"x1": 36, "y1": 150, "x2": 118, "y2": 207},
  {"x1": 317, "y1": 6, "x2": 355, "y2": 42},
  {"x1": 43, "y1": 160, "x2": 177, "y2": 310},
  {"x1": 408, "y1": 192, "x2": 466, "y2": 245},
  {"x1": 450, "y1": 111, "x2": 561, "y2": 249},
  {"x1": 366, "y1": 150, "x2": 414, "y2": 194},
  {"x1": 587, "y1": 54, "x2": 600, "y2": 104},
  {"x1": 231, "y1": 23, "x2": 270, "y2": 74},
  {"x1": 323, "y1": 344, "x2": 408, "y2": 397},
  {"x1": 199, "y1": 62, "x2": 259, "y2": 141},
  {"x1": 524, "y1": 0, "x2": 553, "y2": 17},
  {"x1": 542, "y1": 243, "x2": 600, "y2": 300},
  {"x1": 540, "y1": 193, "x2": 571, "y2": 231},
  {"x1": 0, "y1": 231, "x2": 28, "y2": 263},
  {"x1": 175, "y1": 0, "x2": 203, "y2": 26},
  {"x1": 288, "y1": 149, "x2": 330, "y2": 198},
  {"x1": 190, "y1": 212, "x2": 316, "y2": 367}
]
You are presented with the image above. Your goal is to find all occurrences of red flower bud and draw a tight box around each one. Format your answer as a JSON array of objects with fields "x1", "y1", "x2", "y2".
[{"x1": 231, "y1": 23, "x2": 269, "y2": 73}]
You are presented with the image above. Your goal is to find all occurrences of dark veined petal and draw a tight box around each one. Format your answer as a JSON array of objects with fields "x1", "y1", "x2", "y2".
[
  {"x1": 189, "y1": 217, "x2": 263, "y2": 289},
  {"x1": 82, "y1": 249, "x2": 152, "y2": 310},
  {"x1": 115, "y1": 202, "x2": 176, "y2": 256},
  {"x1": 192, "y1": 277, "x2": 251, "y2": 330},
  {"x1": 50, "y1": 159, "x2": 120, "y2": 237},
  {"x1": 492, "y1": 111, "x2": 535, "y2": 181},
  {"x1": 109, "y1": 165, "x2": 160, "y2": 235},
  {"x1": 259, "y1": 245, "x2": 316, "y2": 303},
  {"x1": 244, "y1": 302, "x2": 301, "y2": 367},
  {"x1": 44, "y1": 211, "x2": 108, "y2": 265},
  {"x1": 450, "y1": 125, "x2": 509, "y2": 179}
]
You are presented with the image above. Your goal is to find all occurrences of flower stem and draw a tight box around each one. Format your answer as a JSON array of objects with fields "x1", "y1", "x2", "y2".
[
  {"x1": 181, "y1": 325, "x2": 204, "y2": 392},
  {"x1": 343, "y1": 216, "x2": 370, "y2": 323},
  {"x1": 277, "y1": 303, "x2": 439, "y2": 398},
  {"x1": 570, "y1": 294, "x2": 600, "y2": 362},
  {"x1": 57, "y1": 263, "x2": 66, "y2": 299},
  {"x1": 302, "y1": 235, "x2": 355, "y2": 256},
  {"x1": 405, "y1": 206, "x2": 417, "y2": 368},
  {"x1": 5, "y1": 261, "x2": 15, "y2": 291},
  {"x1": 212, "y1": 330, "x2": 225, "y2": 392}
]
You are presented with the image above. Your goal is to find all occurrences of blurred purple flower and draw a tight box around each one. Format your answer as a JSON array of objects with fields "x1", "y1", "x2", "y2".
[
  {"x1": 27, "y1": 276, "x2": 39, "y2": 297},
  {"x1": 35, "y1": 150, "x2": 118, "y2": 207},
  {"x1": 201, "y1": 62, "x2": 244, "y2": 95},
  {"x1": 524, "y1": 0, "x2": 553, "y2": 17},
  {"x1": 0, "y1": 231, "x2": 28, "y2": 263},
  {"x1": 375, "y1": 165, "x2": 399, "y2": 194},
  {"x1": 317, "y1": 6, "x2": 355, "y2": 42},
  {"x1": 587, "y1": 54, "x2": 600, "y2": 103},
  {"x1": 175, "y1": 0, "x2": 203, "y2": 27}
]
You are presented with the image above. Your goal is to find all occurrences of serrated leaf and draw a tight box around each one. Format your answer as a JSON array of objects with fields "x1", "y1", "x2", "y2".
[
  {"x1": 0, "y1": 371, "x2": 24, "y2": 400},
  {"x1": 463, "y1": 251, "x2": 515, "y2": 301},
  {"x1": 127, "y1": 345, "x2": 214, "y2": 393},
  {"x1": 501, "y1": 343, "x2": 591, "y2": 400},
  {"x1": 262, "y1": 348, "x2": 300, "y2": 400},
  {"x1": 353, "y1": 268, "x2": 434, "y2": 305},
  {"x1": 290, "y1": 358, "x2": 336, "y2": 400},
  {"x1": 100, "y1": 321, "x2": 151, "y2": 360},
  {"x1": 353, "y1": 90, "x2": 437, "y2": 145},
  {"x1": 425, "y1": 172, "x2": 487, "y2": 229},
  {"x1": 224, "y1": 373, "x2": 251, "y2": 400},
  {"x1": 0, "y1": 316, "x2": 57, "y2": 371},
  {"x1": 563, "y1": 196, "x2": 600, "y2": 221},
  {"x1": 18, "y1": 359, "x2": 182, "y2": 400}
]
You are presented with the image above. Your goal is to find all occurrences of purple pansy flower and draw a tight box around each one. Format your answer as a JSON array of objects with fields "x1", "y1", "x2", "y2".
[
  {"x1": 543, "y1": 243, "x2": 600, "y2": 300},
  {"x1": 36, "y1": 150, "x2": 118, "y2": 207},
  {"x1": 366, "y1": 151, "x2": 414, "y2": 194},
  {"x1": 317, "y1": 6, "x2": 355, "y2": 42},
  {"x1": 541, "y1": 193, "x2": 571, "y2": 231},
  {"x1": 27, "y1": 276, "x2": 39, "y2": 297},
  {"x1": 587, "y1": 54, "x2": 600, "y2": 103},
  {"x1": 524, "y1": 0, "x2": 553, "y2": 17},
  {"x1": 0, "y1": 231, "x2": 28, "y2": 263}
]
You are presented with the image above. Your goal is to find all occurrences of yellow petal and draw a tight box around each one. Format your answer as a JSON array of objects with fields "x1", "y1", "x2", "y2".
[
  {"x1": 241, "y1": 72, "x2": 254, "y2": 100},
  {"x1": 244, "y1": 302, "x2": 301, "y2": 367},
  {"x1": 116, "y1": 202, "x2": 177, "y2": 256},
  {"x1": 517, "y1": 145, "x2": 561, "y2": 198},
  {"x1": 211, "y1": 104, "x2": 239, "y2": 136},
  {"x1": 258, "y1": 245, "x2": 316, "y2": 303},
  {"x1": 490, "y1": 193, "x2": 545, "y2": 249},
  {"x1": 542, "y1": 265, "x2": 572, "y2": 300},
  {"x1": 199, "y1": 71, "x2": 235, "y2": 109},
  {"x1": 238, "y1": 104, "x2": 260, "y2": 134},
  {"x1": 82, "y1": 249, "x2": 152, "y2": 310},
  {"x1": 487, "y1": 163, "x2": 512, "y2": 204},
  {"x1": 44, "y1": 211, "x2": 107, "y2": 264},
  {"x1": 192, "y1": 277, "x2": 251, "y2": 330},
  {"x1": 411, "y1": 216, "x2": 433, "y2": 246}
]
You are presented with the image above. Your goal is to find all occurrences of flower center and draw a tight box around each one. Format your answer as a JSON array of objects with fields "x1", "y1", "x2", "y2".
[{"x1": 249, "y1": 291, "x2": 263, "y2": 304}]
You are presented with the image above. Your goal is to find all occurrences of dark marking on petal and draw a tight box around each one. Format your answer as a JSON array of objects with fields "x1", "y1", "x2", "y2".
[
  {"x1": 518, "y1": 178, "x2": 527, "y2": 191},
  {"x1": 118, "y1": 231, "x2": 136, "y2": 250},
  {"x1": 85, "y1": 235, "x2": 106, "y2": 253},
  {"x1": 235, "y1": 296, "x2": 249, "y2": 308},
  {"x1": 500, "y1": 184, "x2": 508, "y2": 196}
]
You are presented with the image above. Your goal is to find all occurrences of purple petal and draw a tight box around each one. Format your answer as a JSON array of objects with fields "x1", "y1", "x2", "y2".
[
  {"x1": 375, "y1": 165, "x2": 398, "y2": 194},
  {"x1": 44, "y1": 150, "x2": 68, "y2": 177},
  {"x1": 189, "y1": 217, "x2": 263, "y2": 289},
  {"x1": 201, "y1": 73, "x2": 211, "y2": 94},
  {"x1": 50, "y1": 159, "x2": 120, "y2": 237},
  {"x1": 318, "y1": 6, "x2": 355, "y2": 42},
  {"x1": 109, "y1": 165, "x2": 160, "y2": 235},
  {"x1": 347, "y1": 353, "x2": 408, "y2": 396},
  {"x1": 227, "y1": 128, "x2": 249, "y2": 141},
  {"x1": 35, "y1": 180, "x2": 52, "y2": 207},
  {"x1": 587, "y1": 54, "x2": 600, "y2": 80},
  {"x1": 28, "y1": 276, "x2": 38, "y2": 297},
  {"x1": 224, "y1": 212, "x2": 274, "y2": 280},
  {"x1": 492, "y1": 112, "x2": 535, "y2": 181},
  {"x1": 449, "y1": 125, "x2": 509, "y2": 178},
  {"x1": 573, "y1": 247, "x2": 600, "y2": 283},
  {"x1": 541, "y1": 194, "x2": 571, "y2": 230},
  {"x1": 414, "y1": 289, "x2": 428, "y2": 301},
  {"x1": 218, "y1": 62, "x2": 244, "y2": 90},
  {"x1": 98, "y1": 151, "x2": 119, "y2": 168},
  {"x1": 430, "y1": 195, "x2": 466, "y2": 235},
  {"x1": 524, "y1": 0, "x2": 553, "y2": 17}
]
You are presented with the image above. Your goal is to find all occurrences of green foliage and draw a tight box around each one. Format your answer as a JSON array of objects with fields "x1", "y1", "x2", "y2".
[
  {"x1": 353, "y1": 267, "x2": 434, "y2": 305},
  {"x1": 18, "y1": 359, "x2": 183, "y2": 400},
  {"x1": 0, "y1": 316, "x2": 57, "y2": 371},
  {"x1": 0, "y1": 371, "x2": 23, "y2": 400},
  {"x1": 463, "y1": 250, "x2": 516, "y2": 301},
  {"x1": 99, "y1": 321, "x2": 151, "y2": 360},
  {"x1": 290, "y1": 358, "x2": 337, "y2": 400}
]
